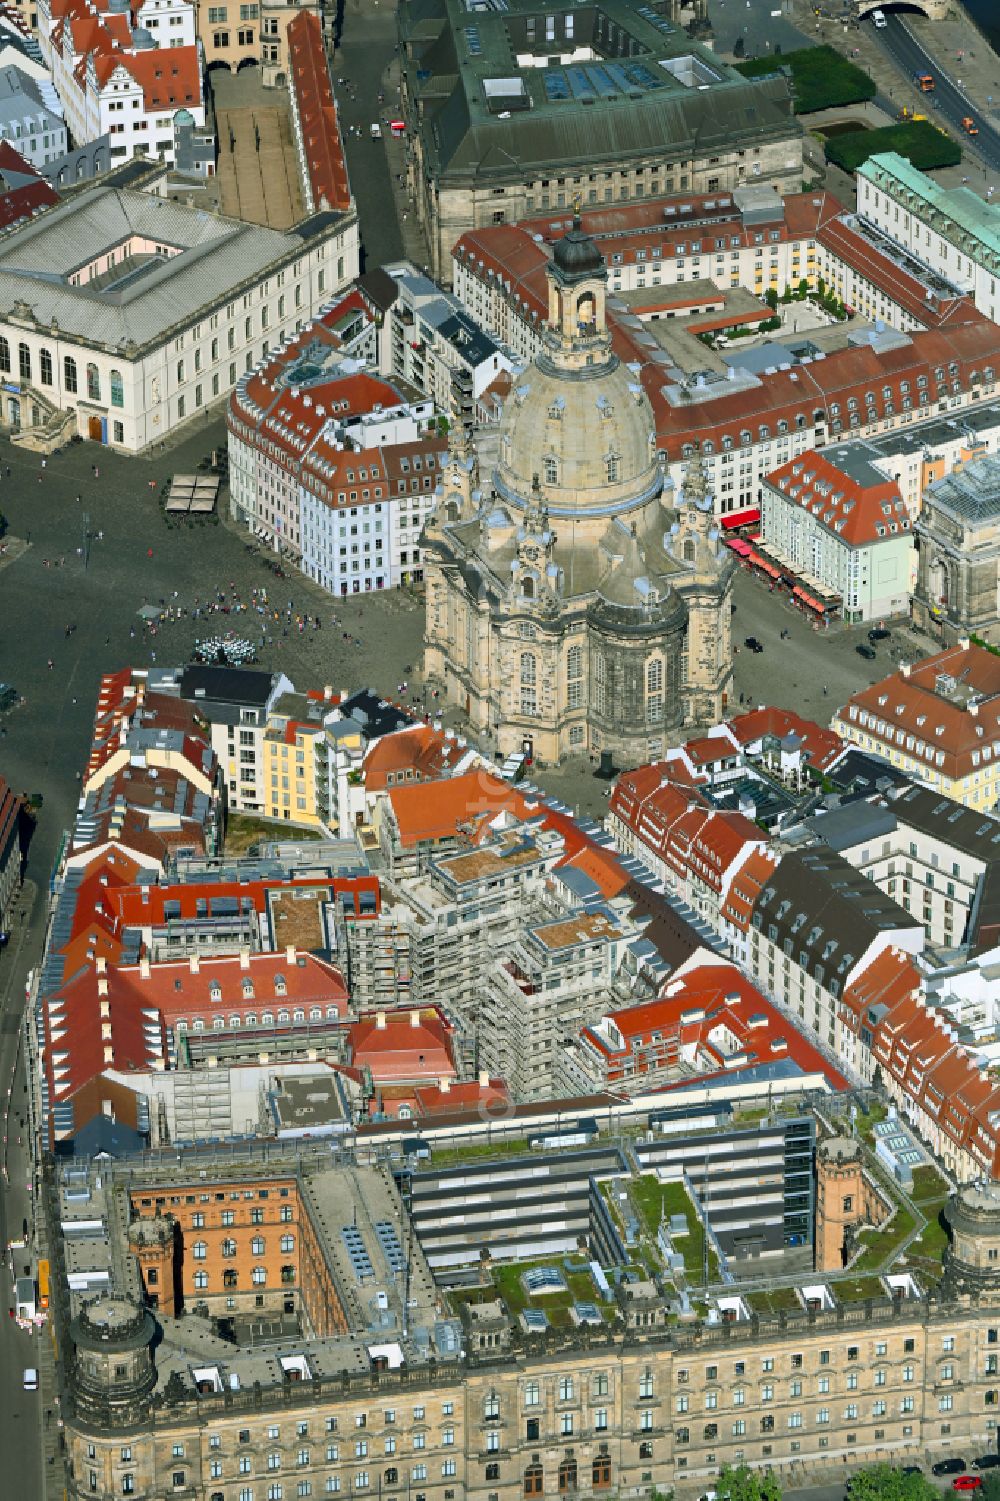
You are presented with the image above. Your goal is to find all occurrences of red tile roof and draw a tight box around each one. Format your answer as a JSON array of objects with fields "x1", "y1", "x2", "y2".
[
  {"x1": 582, "y1": 961, "x2": 849, "y2": 1092},
  {"x1": 287, "y1": 10, "x2": 351, "y2": 214},
  {"x1": 727, "y1": 705, "x2": 844, "y2": 772},
  {"x1": 349, "y1": 1007, "x2": 457, "y2": 1083},
  {"x1": 764, "y1": 450, "x2": 911, "y2": 548},
  {"x1": 837, "y1": 642, "x2": 1000, "y2": 783},
  {"x1": 362, "y1": 725, "x2": 469, "y2": 792}
]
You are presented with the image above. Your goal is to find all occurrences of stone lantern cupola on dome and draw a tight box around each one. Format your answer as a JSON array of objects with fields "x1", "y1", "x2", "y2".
[{"x1": 544, "y1": 210, "x2": 611, "y2": 375}]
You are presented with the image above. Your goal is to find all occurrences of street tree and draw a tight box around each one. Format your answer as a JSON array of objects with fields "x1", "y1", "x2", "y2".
[
  {"x1": 716, "y1": 1464, "x2": 781, "y2": 1501},
  {"x1": 846, "y1": 1464, "x2": 938, "y2": 1501}
]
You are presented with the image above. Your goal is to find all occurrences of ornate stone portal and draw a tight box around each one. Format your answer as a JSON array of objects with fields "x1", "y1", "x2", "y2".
[{"x1": 422, "y1": 216, "x2": 734, "y2": 767}]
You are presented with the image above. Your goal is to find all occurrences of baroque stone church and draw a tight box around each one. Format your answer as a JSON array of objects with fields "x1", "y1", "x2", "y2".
[{"x1": 422, "y1": 215, "x2": 734, "y2": 767}]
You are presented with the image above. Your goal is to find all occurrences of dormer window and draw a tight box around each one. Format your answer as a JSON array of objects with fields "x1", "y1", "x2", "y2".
[
  {"x1": 209, "y1": 983, "x2": 222, "y2": 1004},
  {"x1": 274, "y1": 974, "x2": 287, "y2": 997},
  {"x1": 242, "y1": 979, "x2": 254, "y2": 999}
]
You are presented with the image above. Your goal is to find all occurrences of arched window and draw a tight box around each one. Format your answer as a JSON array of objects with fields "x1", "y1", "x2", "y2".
[
  {"x1": 520, "y1": 652, "x2": 537, "y2": 717},
  {"x1": 18, "y1": 343, "x2": 30, "y2": 383},
  {"x1": 384, "y1": 1471, "x2": 398, "y2": 1487},
  {"x1": 566, "y1": 644, "x2": 583, "y2": 709},
  {"x1": 0, "y1": 337, "x2": 8, "y2": 373},
  {"x1": 605, "y1": 452, "x2": 621, "y2": 484},
  {"x1": 110, "y1": 368, "x2": 124, "y2": 408},
  {"x1": 524, "y1": 1464, "x2": 544, "y2": 1498},
  {"x1": 39, "y1": 348, "x2": 52, "y2": 387},
  {"x1": 521, "y1": 574, "x2": 535, "y2": 600},
  {"x1": 64, "y1": 355, "x2": 77, "y2": 393},
  {"x1": 543, "y1": 455, "x2": 558, "y2": 485},
  {"x1": 682, "y1": 537, "x2": 696, "y2": 563},
  {"x1": 193, "y1": 1269, "x2": 208, "y2": 1289},
  {"x1": 647, "y1": 657, "x2": 663, "y2": 723},
  {"x1": 592, "y1": 1453, "x2": 612, "y2": 1490},
  {"x1": 594, "y1": 652, "x2": 607, "y2": 717},
  {"x1": 558, "y1": 1460, "x2": 577, "y2": 1494},
  {"x1": 86, "y1": 363, "x2": 100, "y2": 401}
]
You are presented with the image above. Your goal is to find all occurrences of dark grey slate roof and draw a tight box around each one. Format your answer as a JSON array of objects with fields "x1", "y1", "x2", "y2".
[
  {"x1": 803, "y1": 797, "x2": 898, "y2": 854},
  {"x1": 752, "y1": 848, "x2": 920, "y2": 990},
  {"x1": 889, "y1": 783, "x2": 1000, "y2": 862},
  {"x1": 180, "y1": 665, "x2": 275, "y2": 709}
]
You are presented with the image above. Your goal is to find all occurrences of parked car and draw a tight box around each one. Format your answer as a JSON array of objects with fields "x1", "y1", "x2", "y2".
[
  {"x1": 868, "y1": 627, "x2": 891, "y2": 641},
  {"x1": 744, "y1": 636, "x2": 764, "y2": 654},
  {"x1": 856, "y1": 643, "x2": 877, "y2": 660},
  {"x1": 974, "y1": 1456, "x2": 1000, "y2": 1470},
  {"x1": 22, "y1": 1368, "x2": 36, "y2": 1391},
  {"x1": 952, "y1": 1478, "x2": 982, "y2": 1492},
  {"x1": 934, "y1": 1460, "x2": 969, "y2": 1476}
]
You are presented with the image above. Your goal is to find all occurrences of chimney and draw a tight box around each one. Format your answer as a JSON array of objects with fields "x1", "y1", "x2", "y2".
[
  {"x1": 103, "y1": 1044, "x2": 114, "y2": 1064},
  {"x1": 970, "y1": 701, "x2": 980, "y2": 717},
  {"x1": 900, "y1": 662, "x2": 911, "y2": 678},
  {"x1": 97, "y1": 976, "x2": 109, "y2": 998},
  {"x1": 239, "y1": 946, "x2": 251, "y2": 970},
  {"x1": 410, "y1": 1009, "x2": 421, "y2": 1029},
  {"x1": 958, "y1": 636, "x2": 971, "y2": 650},
  {"x1": 96, "y1": 956, "x2": 107, "y2": 975},
  {"x1": 376, "y1": 1010, "x2": 387, "y2": 1030},
  {"x1": 189, "y1": 953, "x2": 200, "y2": 973},
  {"x1": 286, "y1": 944, "x2": 296, "y2": 965},
  {"x1": 439, "y1": 1077, "x2": 450, "y2": 1093},
  {"x1": 478, "y1": 1069, "x2": 490, "y2": 1089},
  {"x1": 139, "y1": 956, "x2": 151, "y2": 979},
  {"x1": 323, "y1": 685, "x2": 334, "y2": 701},
  {"x1": 100, "y1": 999, "x2": 110, "y2": 1020}
]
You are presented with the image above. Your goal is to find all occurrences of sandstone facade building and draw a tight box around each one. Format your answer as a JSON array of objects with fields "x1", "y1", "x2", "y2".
[
  {"x1": 47, "y1": 1144, "x2": 1000, "y2": 1501},
  {"x1": 423, "y1": 217, "x2": 734, "y2": 766},
  {"x1": 398, "y1": 0, "x2": 802, "y2": 279},
  {"x1": 914, "y1": 451, "x2": 1000, "y2": 643}
]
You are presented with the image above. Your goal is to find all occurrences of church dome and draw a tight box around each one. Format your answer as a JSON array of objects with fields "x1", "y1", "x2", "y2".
[
  {"x1": 551, "y1": 215, "x2": 605, "y2": 283},
  {"x1": 495, "y1": 356, "x2": 661, "y2": 520}
]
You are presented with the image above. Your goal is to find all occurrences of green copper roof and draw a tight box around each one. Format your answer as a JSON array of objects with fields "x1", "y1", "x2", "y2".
[
  {"x1": 861, "y1": 151, "x2": 1000, "y2": 262},
  {"x1": 401, "y1": 0, "x2": 799, "y2": 183}
]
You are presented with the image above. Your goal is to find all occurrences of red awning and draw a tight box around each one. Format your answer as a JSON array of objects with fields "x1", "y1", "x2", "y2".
[
  {"x1": 748, "y1": 552, "x2": 780, "y2": 579},
  {"x1": 725, "y1": 537, "x2": 752, "y2": 556},
  {"x1": 793, "y1": 588, "x2": 826, "y2": 611},
  {"x1": 720, "y1": 507, "x2": 761, "y2": 530}
]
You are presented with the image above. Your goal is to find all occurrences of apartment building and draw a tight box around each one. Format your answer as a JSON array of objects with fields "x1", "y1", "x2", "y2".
[
  {"x1": 761, "y1": 445, "x2": 915, "y2": 623},
  {"x1": 833, "y1": 641, "x2": 1000, "y2": 809},
  {"x1": 800, "y1": 782, "x2": 1000, "y2": 951},
  {"x1": 381, "y1": 262, "x2": 512, "y2": 412},
  {"x1": 480, "y1": 904, "x2": 635, "y2": 1099},
  {"x1": 41, "y1": 0, "x2": 207, "y2": 170},
  {"x1": 914, "y1": 451, "x2": 1000, "y2": 644},
  {"x1": 743, "y1": 846, "x2": 924, "y2": 1059}
]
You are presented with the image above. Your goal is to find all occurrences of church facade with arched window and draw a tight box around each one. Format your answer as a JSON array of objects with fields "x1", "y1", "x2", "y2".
[{"x1": 423, "y1": 216, "x2": 735, "y2": 766}]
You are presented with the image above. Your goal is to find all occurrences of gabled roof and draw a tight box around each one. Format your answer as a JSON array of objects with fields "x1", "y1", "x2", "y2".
[{"x1": 764, "y1": 448, "x2": 912, "y2": 548}]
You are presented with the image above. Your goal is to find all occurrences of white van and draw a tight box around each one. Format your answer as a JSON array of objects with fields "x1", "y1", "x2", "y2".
[
  {"x1": 871, "y1": 8, "x2": 887, "y2": 26},
  {"x1": 22, "y1": 1367, "x2": 37, "y2": 1391},
  {"x1": 370, "y1": 122, "x2": 382, "y2": 139}
]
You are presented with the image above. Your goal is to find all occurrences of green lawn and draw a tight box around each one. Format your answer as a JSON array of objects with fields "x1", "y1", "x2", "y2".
[
  {"x1": 906, "y1": 1207, "x2": 949, "y2": 1284},
  {"x1": 428, "y1": 1138, "x2": 535, "y2": 1168},
  {"x1": 747, "y1": 1286, "x2": 802, "y2": 1315},
  {"x1": 851, "y1": 1207, "x2": 918, "y2": 1273},
  {"x1": 910, "y1": 1165, "x2": 950, "y2": 1203},
  {"x1": 834, "y1": 1275, "x2": 887, "y2": 1304},
  {"x1": 631, "y1": 1176, "x2": 719, "y2": 1282},
  {"x1": 824, "y1": 121, "x2": 960, "y2": 173},
  {"x1": 490, "y1": 1258, "x2": 614, "y2": 1323},
  {"x1": 735, "y1": 44, "x2": 874, "y2": 114},
  {"x1": 225, "y1": 812, "x2": 323, "y2": 855}
]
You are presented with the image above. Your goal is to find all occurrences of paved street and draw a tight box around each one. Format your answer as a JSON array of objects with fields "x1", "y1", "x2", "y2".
[
  {"x1": 331, "y1": 0, "x2": 411, "y2": 272},
  {"x1": 876, "y1": 14, "x2": 1000, "y2": 176},
  {"x1": 707, "y1": 0, "x2": 808, "y2": 57}
]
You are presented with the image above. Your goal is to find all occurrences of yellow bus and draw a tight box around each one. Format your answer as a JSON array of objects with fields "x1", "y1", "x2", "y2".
[{"x1": 37, "y1": 1259, "x2": 49, "y2": 1311}]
